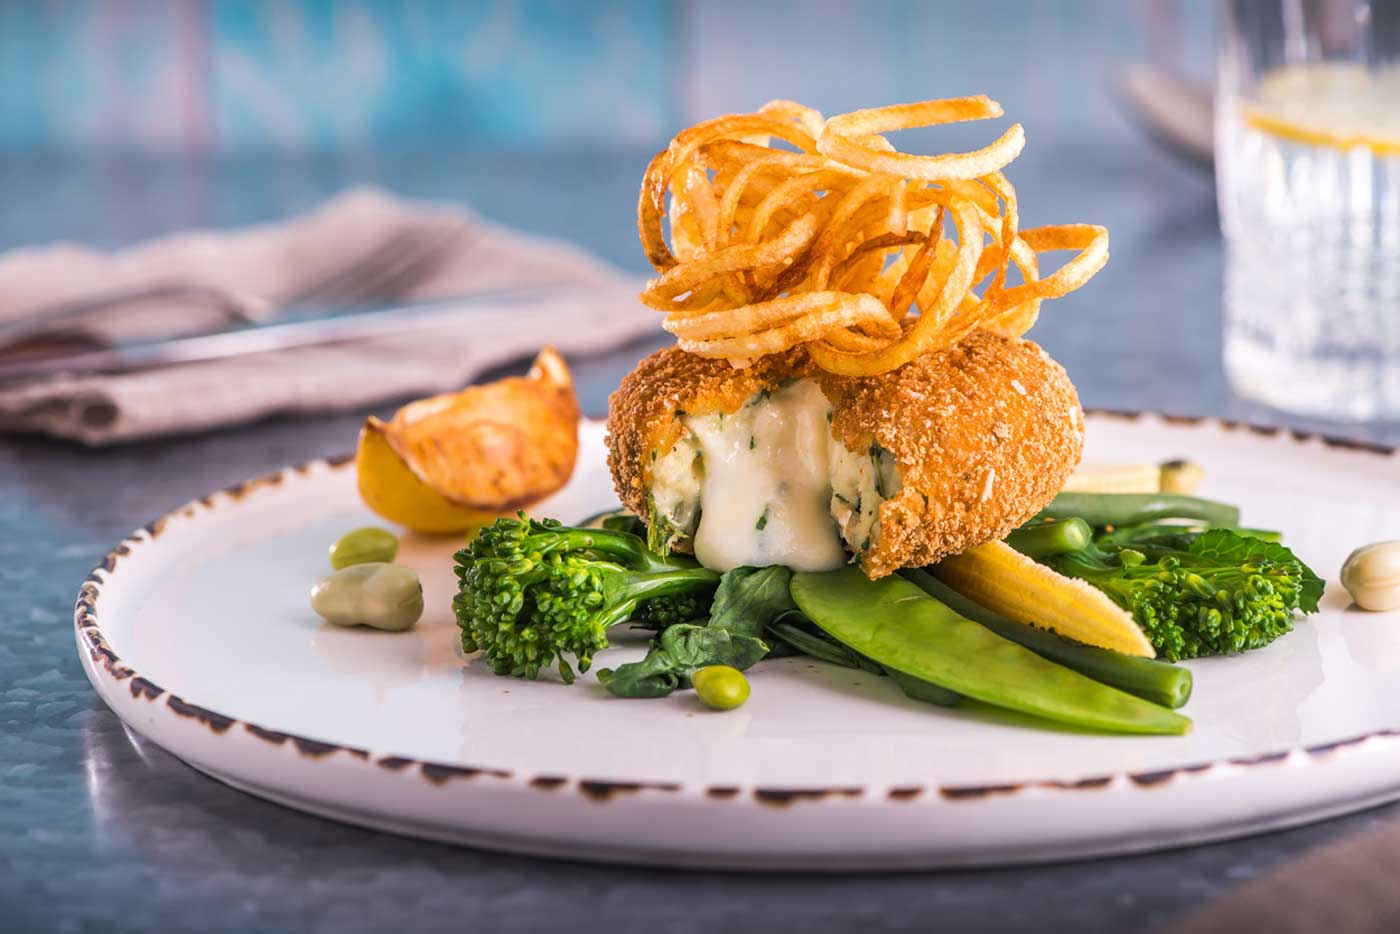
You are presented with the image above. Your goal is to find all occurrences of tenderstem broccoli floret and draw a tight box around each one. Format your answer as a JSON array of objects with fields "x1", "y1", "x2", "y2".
[
  {"x1": 1045, "y1": 529, "x2": 1322, "y2": 661},
  {"x1": 453, "y1": 513, "x2": 719, "y2": 682}
]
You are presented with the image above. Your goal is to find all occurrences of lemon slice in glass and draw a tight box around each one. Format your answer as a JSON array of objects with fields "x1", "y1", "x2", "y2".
[{"x1": 1242, "y1": 63, "x2": 1400, "y2": 155}]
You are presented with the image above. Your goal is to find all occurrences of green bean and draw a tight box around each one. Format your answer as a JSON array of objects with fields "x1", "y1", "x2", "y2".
[
  {"x1": 1037, "y1": 492, "x2": 1240, "y2": 528},
  {"x1": 770, "y1": 620, "x2": 892, "y2": 675},
  {"x1": 1005, "y1": 518, "x2": 1093, "y2": 558},
  {"x1": 760, "y1": 636, "x2": 803, "y2": 659},
  {"x1": 790, "y1": 567, "x2": 1190, "y2": 735},
  {"x1": 901, "y1": 569, "x2": 1192, "y2": 709},
  {"x1": 767, "y1": 621, "x2": 862, "y2": 669},
  {"x1": 883, "y1": 668, "x2": 962, "y2": 708}
]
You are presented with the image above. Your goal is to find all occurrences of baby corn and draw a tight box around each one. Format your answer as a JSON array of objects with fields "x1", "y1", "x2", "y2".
[
  {"x1": 1061, "y1": 462, "x2": 1161, "y2": 494},
  {"x1": 934, "y1": 541, "x2": 1156, "y2": 657},
  {"x1": 1061, "y1": 460, "x2": 1207, "y2": 495}
]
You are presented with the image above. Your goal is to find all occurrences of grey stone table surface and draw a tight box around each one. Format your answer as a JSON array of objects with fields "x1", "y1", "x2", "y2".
[{"x1": 3, "y1": 138, "x2": 1399, "y2": 934}]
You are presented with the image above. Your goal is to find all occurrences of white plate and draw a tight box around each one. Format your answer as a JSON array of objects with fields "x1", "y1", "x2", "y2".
[{"x1": 77, "y1": 413, "x2": 1400, "y2": 870}]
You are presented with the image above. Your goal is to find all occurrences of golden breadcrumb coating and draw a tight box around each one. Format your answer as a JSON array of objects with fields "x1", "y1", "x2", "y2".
[
  {"x1": 606, "y1": 347, "x2": 808, "y2": 517},
  {"x1": 819, "y1": 330, "x2": 1083, "y2": 577},
  {"x1": 605, "y1": 331, "x2": 1083, "y2": 577}
]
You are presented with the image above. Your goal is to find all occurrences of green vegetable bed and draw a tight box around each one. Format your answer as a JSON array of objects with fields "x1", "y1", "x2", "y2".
[{"x1": 452, "y1": 491, "x2": 1323, "y2": 735}]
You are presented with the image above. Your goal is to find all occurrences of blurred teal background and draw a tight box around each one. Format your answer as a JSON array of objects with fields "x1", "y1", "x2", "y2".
[
  {"x1": 0, "y1": 0, "x2": 1229, "y2": 414},
  {"x1": 0, "y1": 0, "x2": 1213, "y2": 153}
]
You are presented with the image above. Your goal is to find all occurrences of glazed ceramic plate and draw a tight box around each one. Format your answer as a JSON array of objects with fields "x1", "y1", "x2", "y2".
[{"x1": 77, "y1": 413, "x2": 1400, "y2": 870}]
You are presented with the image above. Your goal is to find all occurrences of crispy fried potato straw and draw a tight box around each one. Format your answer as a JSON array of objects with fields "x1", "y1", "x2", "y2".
[
  {"x1": 819, "y1": 97, "x2": 1026, "y2": 182},
  {"x1": 637, "y1": 96, "x2": 1108, "y2": 375},
  {"x1": 666, "y1": 292, "x2": 898, "y2": 359}
]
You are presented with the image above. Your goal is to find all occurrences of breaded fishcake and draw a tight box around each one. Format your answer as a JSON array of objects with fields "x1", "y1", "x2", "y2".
[
  {"x1": 605, "y1": 331, "x2": 1082, "y2": 577},
  {"x1": 819, "y1": 331, "x2": 1082, "y2": 577},
  {"x1": 606, "y1": 347, "x2": 809, "y2": 516}
]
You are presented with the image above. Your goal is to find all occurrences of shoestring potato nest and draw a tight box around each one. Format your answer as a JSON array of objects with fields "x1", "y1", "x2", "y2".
[{"x1": 637, "y1": 96, "x2": 1109, "y2": 376}]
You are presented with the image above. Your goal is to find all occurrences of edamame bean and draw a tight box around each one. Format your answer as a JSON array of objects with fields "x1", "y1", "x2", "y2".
[
  {"x1": 329, "y1": 526, "x2": 399, "y2": 569},
  {"x1": 692, "y1": 665, "x2": 750, "y2": 710},
  {"x1": 1341, "y1": 541, "x2": 1400, "y2": 612},
  {"x1": 311, "y1": 563, "x2": 423, "y2": 631}
]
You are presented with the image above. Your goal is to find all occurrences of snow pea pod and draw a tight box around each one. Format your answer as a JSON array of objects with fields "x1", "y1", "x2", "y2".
[
  {"x1": 900, "y1": 569, "x2": 1193, "y2": 709},
  {"x1": 767, "y1": 619, "x2": 961, "y2": 707},
  {"x1": 790, "y1": 567, "x2": 1191, "y2": 736}
]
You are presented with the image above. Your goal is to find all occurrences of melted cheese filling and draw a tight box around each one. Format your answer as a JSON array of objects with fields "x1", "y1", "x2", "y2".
[{"x1": 648, "y1": 379, "x2": 901, "y2": 572}]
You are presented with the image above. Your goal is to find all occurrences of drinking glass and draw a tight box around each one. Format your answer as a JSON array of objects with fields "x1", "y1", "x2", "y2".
[{"x1": 1217, "y1": 0, "x2": 1400, "y2": 420}]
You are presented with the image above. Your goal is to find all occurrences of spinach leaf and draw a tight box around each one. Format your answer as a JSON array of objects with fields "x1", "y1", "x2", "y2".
[
  {"x1": 600, "y1": 566, "x2": 797, "y2": 699},
  {"x1": 660, "y1": 623, "x2": 769, "y2": 673},
  {"x1": 598, "y1": 624, "x2": 768, "y2": 698},
  {"x1": 708, "y1": 565, "x2": 796, "y2": 637},
  {"x1": 595, "y1": 649, "x2": 680, "y2": 698}
]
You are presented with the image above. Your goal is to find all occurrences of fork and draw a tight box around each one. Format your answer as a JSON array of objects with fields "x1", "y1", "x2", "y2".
[
  {"x1": 280, "y1": 221, "x2": 466, "y2": 308},
  {"x1": 0, "y1": 220, "x2": 466, "y2": 347}
]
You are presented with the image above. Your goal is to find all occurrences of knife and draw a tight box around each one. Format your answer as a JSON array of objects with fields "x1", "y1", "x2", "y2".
[{"x1": 0, "y1": 283, "x2": 613, "y2": 385}]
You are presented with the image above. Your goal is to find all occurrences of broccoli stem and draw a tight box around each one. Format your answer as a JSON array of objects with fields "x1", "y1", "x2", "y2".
[
  {"x1": 1041, "y1": 534, "x2": 1313, "y2": 662},
  {"x1": 1005, "y1": 518, "x2": 1093, "y2": 558},
  {"x1": 519, "y1": 525, "x2": 686, "y2": 573},
  {"x1": 1037, "y1": 492, "x2": 1240, "y2": 528},
  {"x1": 599, "y1": 566, "x2": 722, "y2": 627},
  {"x1": 1230, "y1": 527, "x2": 1282, "y2": 543},
  {"x1": 1094, "y1": 521, "x2": 1282, "y2": 551},
  {"x1": 902, "y1": 569, "x2": 1193, "y2": 708},
  {"x1": 454, "y1": 514, "x2": 721, "y2": 681}
]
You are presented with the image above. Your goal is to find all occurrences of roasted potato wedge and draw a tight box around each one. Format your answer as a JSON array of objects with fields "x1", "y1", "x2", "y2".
[{"x1": 356, "y1": 348, "x2": 580, "y2": 532}]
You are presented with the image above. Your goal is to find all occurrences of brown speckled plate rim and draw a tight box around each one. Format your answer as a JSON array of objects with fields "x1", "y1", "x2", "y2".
[{"x1": 74, "y1": 411, "x2": 1400, "y2": 807}]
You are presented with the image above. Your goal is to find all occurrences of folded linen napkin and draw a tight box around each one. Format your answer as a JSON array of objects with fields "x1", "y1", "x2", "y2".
[{"x1": 0, "y1": 188, "x2": 660, "y2": 444}]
